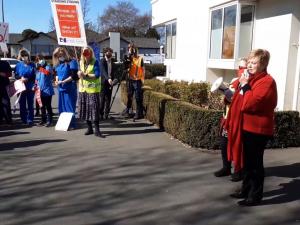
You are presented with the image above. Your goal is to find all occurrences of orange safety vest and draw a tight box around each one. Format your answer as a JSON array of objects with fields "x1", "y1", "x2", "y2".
[{"x1": 129, "y1": 56, "x2": 144, "y2": 80}]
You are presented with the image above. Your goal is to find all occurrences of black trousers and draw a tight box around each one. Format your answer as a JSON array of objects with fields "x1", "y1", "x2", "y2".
[
  {"x1": 40, "y1": 95, "x2": 53, "y2": 123},
  {"x1": 241, "y1": 131, "x2": 269, "y2": 201},
  {"x1": 0, "y1": 90, "x2": 12, "y2": 123},
  {"x1": 99, "y1": 83, "x2": 112, "y2": 117},
  {"x1": 220, "y1": 136, "x2": 231, "y2": 169}
]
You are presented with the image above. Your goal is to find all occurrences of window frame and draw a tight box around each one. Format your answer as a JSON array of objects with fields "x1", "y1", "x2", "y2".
[
  {"x1": 207, "y1": 1, "x2": 256, "y2": 68},
  {"x1": 165, "y1": 20, "x2": 177, "y2": 59}
]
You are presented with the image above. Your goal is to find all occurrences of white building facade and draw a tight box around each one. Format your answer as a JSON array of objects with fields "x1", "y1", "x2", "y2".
[{"x1": 151, "y1": 0, "x2": 300, "y2": 111}]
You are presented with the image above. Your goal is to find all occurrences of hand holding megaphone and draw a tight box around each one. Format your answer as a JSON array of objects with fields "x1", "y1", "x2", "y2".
[{"x1": 239, "y1": 70, "x2": 250, "y2": 86}]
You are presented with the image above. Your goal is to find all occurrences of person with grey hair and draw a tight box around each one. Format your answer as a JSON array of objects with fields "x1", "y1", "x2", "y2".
[{"x1": 15, "y1": 48, "x2": 36, "y2": 125}]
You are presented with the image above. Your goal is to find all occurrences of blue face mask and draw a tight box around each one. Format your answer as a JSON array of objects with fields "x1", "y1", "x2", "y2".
[
  {"x1": 39, "y1": 59, "x2": 46, "y2": 66},
  {"x1": 59, "y1": 57, "x2": 65, "y2": 62}
]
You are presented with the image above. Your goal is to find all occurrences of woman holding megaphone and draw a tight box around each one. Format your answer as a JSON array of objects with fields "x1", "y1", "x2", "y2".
[{"x1": 226, "y1": 49, "x2": 277, "y2": 206}]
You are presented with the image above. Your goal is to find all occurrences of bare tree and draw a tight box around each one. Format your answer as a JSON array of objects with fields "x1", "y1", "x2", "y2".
[{"x1": 97, "y1": 0, "x2": 142, "y2": 36}]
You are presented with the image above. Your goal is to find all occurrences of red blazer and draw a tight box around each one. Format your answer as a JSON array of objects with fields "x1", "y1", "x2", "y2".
[{"x1": 241, "y1": 73, "x2": 277, "y2": 136}]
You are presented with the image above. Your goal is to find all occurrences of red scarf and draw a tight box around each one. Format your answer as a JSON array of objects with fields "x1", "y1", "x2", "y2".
[{"x1": 225, "y1": 72, "x2": 267, "y2": 172}]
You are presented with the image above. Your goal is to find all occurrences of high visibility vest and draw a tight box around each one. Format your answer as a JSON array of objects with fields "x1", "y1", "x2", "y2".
[
  {"x1": 79, "y1": 58, "x2": 101, "y2": 93},
  {"x1": 129, "y1": 56, "x2": 144, "y2": 80}
]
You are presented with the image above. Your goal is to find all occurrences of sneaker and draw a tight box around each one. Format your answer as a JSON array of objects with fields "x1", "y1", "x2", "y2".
[{"x1": 214, "y1": 167, "x2": 231, "y2": 177}]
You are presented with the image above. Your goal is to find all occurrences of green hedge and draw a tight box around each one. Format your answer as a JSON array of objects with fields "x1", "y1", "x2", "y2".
[
  {"x1": 145, "y1": 64, "x2": 166, "y2": 79},
  {"x1": 121, "y1": 82, "x2": 300, "y2": 150}
]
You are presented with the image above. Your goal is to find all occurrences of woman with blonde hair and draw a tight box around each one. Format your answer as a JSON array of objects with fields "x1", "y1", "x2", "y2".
[
  {"x1": 77, "y1": 46, "x2": 103, "y2": 137},
  {"x1": 226, "y1": 49, "x2": 277, "y2": 206},
  {"x1": 15, "y1": 48, "x2": 36, "y2": 125},
  {"x1": 53, "y1": 47, "x2": 78, "y2": 129}
]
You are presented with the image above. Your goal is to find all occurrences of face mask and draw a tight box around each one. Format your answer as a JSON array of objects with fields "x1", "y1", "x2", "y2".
[
  {"x1": 39, "y1": 59, "x2": 46, "y2": 65},
  {"x1": 22, "y1": 56, "x2": 29, "y2": 61},
  {"x1": 59, "y1": 57, "x2": 65, "y2": 62}
]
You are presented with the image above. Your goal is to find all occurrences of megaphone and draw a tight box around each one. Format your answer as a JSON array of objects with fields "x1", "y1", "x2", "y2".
[
  {"x1": 211, "y1": 77, "x2": 239, "y2": 102},
  {"x1": 210, "y1": 77, "x2": 229, "y2": 93}
]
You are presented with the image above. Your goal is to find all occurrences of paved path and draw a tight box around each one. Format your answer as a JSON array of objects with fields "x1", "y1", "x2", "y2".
[{"x1": 0, "y1": 90, "x2": 299, "y2": 225}]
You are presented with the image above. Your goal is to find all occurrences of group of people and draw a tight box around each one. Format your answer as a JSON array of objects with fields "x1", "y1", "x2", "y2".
[
  {"x1": 214, "y1": 49, "x2": 278, "y2": 206},
  {"x1": 0, "y1": 43, "x2": 146, "y2": 138}
]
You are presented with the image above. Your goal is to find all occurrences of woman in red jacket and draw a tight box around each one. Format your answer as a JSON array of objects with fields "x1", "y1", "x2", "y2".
[{"x1": 226, "y1": 49, "x2": 277, "y2": 206}]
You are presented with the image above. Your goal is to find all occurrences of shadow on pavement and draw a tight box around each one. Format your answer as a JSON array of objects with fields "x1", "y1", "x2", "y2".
[
  {"x1": 0, "y1": 139, "x2": 67, "y2": 151},
  {"x1": 0, "y1": 130, "x2": 30, "y2": 137},
  {"x1": 260, "y1": 163, "x2": 300, "y2": 205}
]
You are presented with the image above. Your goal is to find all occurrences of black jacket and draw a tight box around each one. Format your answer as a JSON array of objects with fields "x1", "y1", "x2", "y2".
[{"x1": 100, "y1": 57, "x2": 116, "y2": 84}]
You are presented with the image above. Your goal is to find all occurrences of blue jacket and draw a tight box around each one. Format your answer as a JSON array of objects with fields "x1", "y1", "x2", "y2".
[
  {"x1": 15, "y1": 61, "x2": 36, "y2": 90},
  {"x1": 36, "y1": 65, "x2": 55, "y2": 96}
]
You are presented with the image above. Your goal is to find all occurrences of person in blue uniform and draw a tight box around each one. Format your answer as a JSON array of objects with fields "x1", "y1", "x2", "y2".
[
  {"x1": 35, "y1": 54, "x2": 54, "y2": 127},
  {"x1": 53, "y1": 47, "x2": 78, "y2": 129},
  {"x1": 15, "y1": 49, "x2": 36, "y2": 125}
]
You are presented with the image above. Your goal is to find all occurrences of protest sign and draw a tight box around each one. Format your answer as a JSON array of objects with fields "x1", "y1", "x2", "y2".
[
  {"x1": 0, "y1": 23, "x2": 9, "y2": 43},
  {"x1": 50, "y1": 0, "x2": 87, "y2": 47}
]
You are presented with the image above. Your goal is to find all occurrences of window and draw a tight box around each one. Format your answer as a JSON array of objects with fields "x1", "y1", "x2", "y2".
[
  {"x1": 165, "y1": 21, "x2": 176, "y2": 59},
  {"x1": 209, "y1": 3, "x2": 255, "y2": 60}
]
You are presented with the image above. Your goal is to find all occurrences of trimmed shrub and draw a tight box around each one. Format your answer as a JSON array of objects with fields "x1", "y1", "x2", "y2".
[
  {"x1": 145, "y1": 64, "x2": 166, "y2": 79},
  {"x1": 121, "y1": 81, "x2": 300, "y2": 149},
  {"x1": 268, "y1": 111, "x2": 300, "y2": 148}
]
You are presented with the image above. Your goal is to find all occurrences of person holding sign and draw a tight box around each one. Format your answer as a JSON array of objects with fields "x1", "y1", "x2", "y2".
[
  {"x1": 35, "y1": 54, "x2": 54, "y2": 127},
  {"x1": 77, "y1": 46, "x2": 104, "y2": 138},
  {"x1": 15, "y1": 49, "x2": 36, "y2": 126},
  {"x1": 53, "y1": 47, "x2": 78, "y2": 129}
]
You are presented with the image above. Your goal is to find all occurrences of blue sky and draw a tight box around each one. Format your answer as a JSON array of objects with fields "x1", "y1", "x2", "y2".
[{"x1": 4, "y1": 0, "x2": 151, "y2": 33}]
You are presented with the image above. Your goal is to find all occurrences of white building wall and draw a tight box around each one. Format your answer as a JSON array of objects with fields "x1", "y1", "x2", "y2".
[{"x1": 253, "y1": 0, "x2": 300, "y2": 110}]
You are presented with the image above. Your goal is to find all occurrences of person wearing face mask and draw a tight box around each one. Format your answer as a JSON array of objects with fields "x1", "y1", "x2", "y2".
[
  {"x1": 35, "y1": 54, "x2": 54, "y2": 127},
  {"x1": 53, "y1": 47, "x2": 78, "y2": 129},
  {"x1": 226, "y1": 49, "x2": 277, "y2": 206},
  {"x1": 124, "y1": 43, "x2": 145, "y2": 120},
  {"x1": 99, "y1": 47, "x2": 116, "y2": 120},
  {"x1": 15, "y1": 49, "x2": 36, "y2": 125},
  {"x1": 77, "y1": 46, "x2": 103, "y2": 137}
]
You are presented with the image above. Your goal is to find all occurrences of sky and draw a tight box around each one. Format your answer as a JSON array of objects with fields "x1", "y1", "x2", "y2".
[{"x1": 3, "y1": 0, "x2": 152, "y2": 33}]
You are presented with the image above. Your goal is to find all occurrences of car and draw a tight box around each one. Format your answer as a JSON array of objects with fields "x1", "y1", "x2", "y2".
[
  {"x1": 0, "y1": 58, "x2": 21, "y2": 79},
  {"x1": 0, "y1": 58, "x2": 20, "y2": 72}
]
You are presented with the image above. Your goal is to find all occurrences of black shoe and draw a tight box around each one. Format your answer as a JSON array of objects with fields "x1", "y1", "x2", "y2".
[
  {"x1": 37, "y1": 121, "x2": 45, "y2": 126},
  {"x1": 214, "y1": 168, "x2": 231, "y2": 177},
  {"x1": 104, "y1": 114, "x2": 109, "y2": 120},
  {"x1": 231, "y1": 171, "x2": 244, "y2": 182},
  {"x1": 238, "y1": 198, "x2": 261, "y2": 207},
  {"x1": 44, "y1": 122, "x2": 52, "y2": 127},
  {"x1": 94, "y1": 130, "x2": 105, "y2": 138},
  {"x1": 84, "y1": 129, "x2": 94, "y2": 135},
  {"x1": 230, "y1": 191, "x2": 247, "y2": 199}
]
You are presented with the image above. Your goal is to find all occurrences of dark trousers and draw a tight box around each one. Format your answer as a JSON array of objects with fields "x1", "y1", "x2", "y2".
[
  {"x1": 126, "y1": 79, "x2": 143, "y2": 116},
  {"x1": 19, "y1": 90, "x2": 35, "y2": 124},
  {"x1": 241, "y1": 131, "x2": 269, "y2": 201},
  {"x1": 40, "y1": 95, "x2": 53, "y2": 123},
  {"x1": 99, "y1": 83, "x2": 113, "y2": 117},
  {"x1": 0, "y1": 90, "x2": 12, "y2": 123},
  {"x1": 220, "y1": 136, "x2": 231, "y2": 169}
]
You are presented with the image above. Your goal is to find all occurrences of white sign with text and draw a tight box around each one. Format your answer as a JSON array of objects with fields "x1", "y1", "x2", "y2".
[{"x1": 50, "y1": 0, "x2": 87, "y2": 47}]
